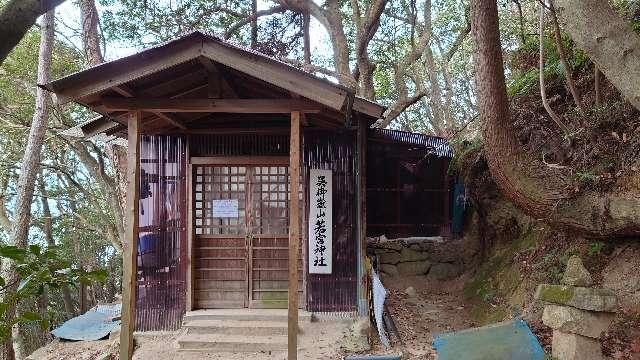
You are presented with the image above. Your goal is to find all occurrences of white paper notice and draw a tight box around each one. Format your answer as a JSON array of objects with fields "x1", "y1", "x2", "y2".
[
  {"x1": 308, "y1": 169, "x2": 332, "y2": 274},
  {"x1": 211, "y1": 199, "x2": 238, "y2": 218}
]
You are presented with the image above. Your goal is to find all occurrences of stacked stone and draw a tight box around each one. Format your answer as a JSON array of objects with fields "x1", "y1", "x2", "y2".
[
  {"x1": 368, "y1": 238, "x2": 464, "y2": 280},
  {"x1": 535, "y1": 256, "x2": 617, "y2": 360}
]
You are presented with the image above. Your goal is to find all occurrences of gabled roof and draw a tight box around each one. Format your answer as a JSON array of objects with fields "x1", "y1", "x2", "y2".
[{"x1": 42, "y1": 30, "x2": 385, "y2": 119}]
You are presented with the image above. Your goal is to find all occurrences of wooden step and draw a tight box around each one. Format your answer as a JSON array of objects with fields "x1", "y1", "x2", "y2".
[
  {"x1": 183, "y1": 319, "x2": 287, "y2": 336},
  {"x1": 176, "y1": 333, "x2": 287, "y2": 352},
  {"x1": 183, "y1": 308, "x2": 311, "y2": 323}
]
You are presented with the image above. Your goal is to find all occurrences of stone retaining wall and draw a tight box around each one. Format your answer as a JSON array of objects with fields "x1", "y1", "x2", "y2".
[{"x1": 367, "y1": 237, "x2": 467, "y2": 280}]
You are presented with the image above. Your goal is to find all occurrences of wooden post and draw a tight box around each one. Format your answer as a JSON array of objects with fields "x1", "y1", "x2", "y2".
[
  {"x1": 186, "y1": 135, "x2": 194, "y2": 311},
  {"x1": 120, "y1": 111, "x2": 141, "y2": 360},
  {"x1": 287, "y1": 111, "x2": 301, "y2": 360},
  {"x1": 356, "y1": 115, "x2": 368, "y2": 315}
]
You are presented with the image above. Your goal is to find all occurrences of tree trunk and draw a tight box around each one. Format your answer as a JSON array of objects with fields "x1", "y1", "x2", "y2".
[
  {"x1": 78, "y1": 0, "x2": 127, "y2": 247},
  {"x1": 594, "y1": 65, "x2": 602, "y2": 106},
  {"x1": 79, "y1": 0, "x2": 103, "y2": 64},
  {"x1": 539, "y1": 3, "x2": 570, "y2": 135},
  {"x1": 0, "y1": 0, "x2": 66, "y2": 65},
  {"x1": 471, "y1": 0, "x2": 640, "y2": 238},
  {"x1": 2, "y1": 10, "x2": 55, "y2": 360},
  {"x1": 549, "y1": 0, "x2": 586, "y2": 115},
  {"x1": 554, "y1": 0, "x2": 640, "y2": 110},
  {"x1": 38, "y1": 179, "x2": 75, "y2": 316}
]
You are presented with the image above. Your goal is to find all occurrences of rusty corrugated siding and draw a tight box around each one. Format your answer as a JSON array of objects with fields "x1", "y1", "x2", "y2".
[
  {"x1": 136, "y1": 135, "x2": 187, "y2": 331},
  {"x1": 303, "y1": 129, "x2": 358, "y2": 313}
]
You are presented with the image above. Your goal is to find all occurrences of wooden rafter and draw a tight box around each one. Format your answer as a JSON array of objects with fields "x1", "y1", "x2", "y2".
[
  {"x1": 197, "y1": 56, "x2": 237, "y2": 98},
  {"x1": 112, "y1": 85, "x2": 187, "y2": 130},
  {"x1": 100, "y1": 97, "x2": 323, "y2": 113}
]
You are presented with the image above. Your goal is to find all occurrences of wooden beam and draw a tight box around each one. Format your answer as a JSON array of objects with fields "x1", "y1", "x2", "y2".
[
  {"x1": 287, "y1": 111, "x2": 301, "y2": 360},
  {"x1": 191, "y1": 156, "x2": 289, "y2": 165},
  {"x1": 52, "y1": 41, "x2": 201, "y2": 104},
  {"x1": 101, "y1": 97, "x2": 323, "y2": 113},
  {"x1": 201, "y1": 41, "x2": 348, "y2": 110},
  {"x1": 113, "y1": 85, "x2": 187, "y2": 130},
  {"x1": 353, "y1": 97, "x2": 386, "y2": 119},
  {"x1": 120, "y1": 111, "x2": 141, "y2": 360},
  {"x1": 197, "y1": 56, "x2": 237, "y2": 98}
]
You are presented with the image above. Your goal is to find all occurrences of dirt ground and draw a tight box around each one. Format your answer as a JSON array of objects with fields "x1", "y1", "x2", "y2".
[
  {"x1": 28, "y1": 274, "x2": 476, "y2": 360},
  {"x1": 364, "y1": 273, "x2": 475, "y2": 359},
  {"x1": 28, "y1": 318, "x2": 351, "y2": 360}
]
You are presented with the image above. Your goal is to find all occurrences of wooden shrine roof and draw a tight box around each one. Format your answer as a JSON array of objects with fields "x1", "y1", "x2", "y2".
[{"x1": 42, "y1": 30, "x2": 385, "y2": 139}]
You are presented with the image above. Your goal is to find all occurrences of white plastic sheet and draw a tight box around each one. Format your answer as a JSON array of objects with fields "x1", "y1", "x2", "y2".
[{"x1": 371, "y1": 270, "x2": 390, "y2": 348}]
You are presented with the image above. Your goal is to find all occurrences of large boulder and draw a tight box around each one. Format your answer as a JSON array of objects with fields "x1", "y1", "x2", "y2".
[
  {"x1": 542, "y1": 305, "x2": 615, "y2": 338},
  {"x1": 561, "y1": 256, "x2": 593, "y2": 287},
  {"x1": 552, "y1": 330, "x2": 603, "y2": 360},
  {"x1": 378, "y1": 251, "x2": 402, "y2": 265},
  {"x1": 397, "y1": 261, "x2": 431, "y2": 275},
  {"x1": 380, "y1": 264, "x2": 399, "y2": 277},
  {"x1": 398, "y1": 247, "x2": 429, "y2": 263},
  {"x1": 535, "y1": 284, "x2": 617, "y2": 312}
]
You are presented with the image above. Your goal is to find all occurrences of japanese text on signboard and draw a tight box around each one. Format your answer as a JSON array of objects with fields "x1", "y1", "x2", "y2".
[{"x1": 308, "y1": 169, "x2": 332, "y2": 274}]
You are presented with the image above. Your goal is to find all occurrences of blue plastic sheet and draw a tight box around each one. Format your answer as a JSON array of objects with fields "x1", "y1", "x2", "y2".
[
  {"x1": 51, "y1": 304, "x2": 121, "y2": 341},
  {"x1": 432, "y1": 319, "x2": 545, "y2": 360}
]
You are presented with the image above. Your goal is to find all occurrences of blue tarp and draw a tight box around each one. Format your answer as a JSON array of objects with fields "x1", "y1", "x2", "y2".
[
  {"x1": 51, "y1": 304, "x2": 121, "y2": 341},
  {"x1": 432, "y1": 319, "x2": 545, "y2": 360}
]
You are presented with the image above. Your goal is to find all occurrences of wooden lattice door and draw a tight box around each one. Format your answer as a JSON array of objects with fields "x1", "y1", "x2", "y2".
[{"x1": 192, "y1": 161, "x2": 302, "y2": 309}]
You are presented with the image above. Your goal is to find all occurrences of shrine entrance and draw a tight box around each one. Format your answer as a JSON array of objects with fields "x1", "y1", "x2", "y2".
[{"x1": 191, "y1": 158, "x2": 302, "y2": 309}]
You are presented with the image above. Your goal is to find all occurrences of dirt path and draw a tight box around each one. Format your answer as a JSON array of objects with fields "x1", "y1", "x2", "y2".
[{"x1": 368, "y1": 274, "x2": 475, "y2": 359}]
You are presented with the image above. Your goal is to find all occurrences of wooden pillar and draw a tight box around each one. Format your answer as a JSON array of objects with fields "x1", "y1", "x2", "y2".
[
  {"x1": 356, "y1": 115, "x2": 368, "y2": 315},
  {"x1": 120, "y1": 111, "x2": 141, "y2": 360},
  {"x1": 186, "y1": 136, "x2": 194, "y2": 311},
  {"x1": 288, "y1": 111, "x2": 301, "y2": 360}
]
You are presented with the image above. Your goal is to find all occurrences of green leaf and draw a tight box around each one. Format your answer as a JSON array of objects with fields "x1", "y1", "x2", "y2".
[
  {"x1": 0, "y1": 246, "x2": 26, "y2": 262},
  {"x1": 21, "y1": 312, "x2": 40, "y2": 321},
  {"x1": 17, "y1": 274, "x2": 34, "y2": 292},
  {"x1": 0, "y1": 276, "x2": 6, "y2": 288},
  {"x1": 87, "y1": 269, "x2": 109, "y2": 282},
  {"x1": 28, "y1": 244, "x2": 41, "y2": 256}
]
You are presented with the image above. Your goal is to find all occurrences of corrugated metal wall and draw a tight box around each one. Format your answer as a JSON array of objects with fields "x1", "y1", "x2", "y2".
[
  {"x1": 136, "y1": 135, "x2": 187, "y2": 331},
  {"x1": 303, "y1": 130, "x2": 358, "y2": 313}
]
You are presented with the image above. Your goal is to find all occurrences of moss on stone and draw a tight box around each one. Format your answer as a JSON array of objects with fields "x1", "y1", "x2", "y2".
[{"x1": 536, "y1": 284, "x2": 575, "y2": 304}]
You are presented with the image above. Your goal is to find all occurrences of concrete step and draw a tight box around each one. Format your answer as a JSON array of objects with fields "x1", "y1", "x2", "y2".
[
  {"x1": 176, "y1": 333, "x2": 287, "y2": 352},
  {"x1": 183, "y1": 319, "x2": 287, "y2": 336},
  {"x1": 183, "y1": 308, "x2": 311, "y2": 323}
]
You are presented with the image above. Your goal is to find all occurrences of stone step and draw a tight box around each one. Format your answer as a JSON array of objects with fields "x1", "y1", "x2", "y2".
[
  {"x1": 176, "y1": 333, "x2": 287, "y2": 352},
  {"x1": 184, "y1": 319, "x2": 287, "y2": 336},
  {"x1": 183, "y1": 308, "x2": 311, "y2": 323}
]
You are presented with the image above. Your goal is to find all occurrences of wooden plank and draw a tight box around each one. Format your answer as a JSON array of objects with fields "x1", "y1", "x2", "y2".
[
  {"x1": 100, "y1": 97, "x2": 323, "y2": 113},
  {"x1": 198, "y1": 56, "x2": 237, "y2": 98},
  {"x1": 287, "y1": 111, "x2": 301, "y2": 360},
  {"x1": 356, "y1": 114, "x2": 367, "y2": 315},
  {"x1": 186, "y1": 151, "x2": 194, "y2": 311},
  {"x1": 201, "y1": 41, "x2": 348, "y2": 111},
  {"x1": 191, "y1": 156, "x2": 289, "y2": 166},
  {"x1": 353, "y1": 97, "x2": 386, "y2": 119},
  {"x1": 120, "y1": 111, "x2": 141, "y2": 360},
  {"x1": 53, "y1": 41, "x2": 202, "y2": 104},
  {"x1": 113, "y1": 85, "x2": 187, "y2": 130}
]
